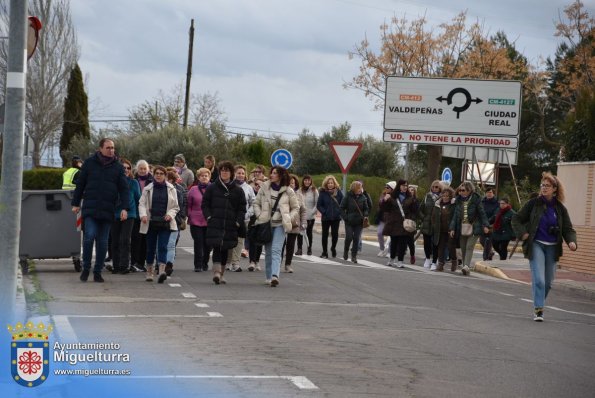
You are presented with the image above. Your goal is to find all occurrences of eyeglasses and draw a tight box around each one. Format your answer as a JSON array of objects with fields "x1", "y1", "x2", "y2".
[
  {"x1": 540, "y1": 183, "x2": 553, "y2": 188},
  {"x1": 123, "y1": 166, "x2": 131, "y2": 170},
  {"x1": 154, "y1": 172, "x2": 165, "y2": 176}
]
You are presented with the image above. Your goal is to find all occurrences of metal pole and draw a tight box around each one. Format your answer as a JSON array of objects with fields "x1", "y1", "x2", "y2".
[
  {"x1": 183, "y1": 19, "x2": 195, "y2": 130},
  {"x1": 342, "y1": 173, "x2": 347, "y2": 196},
  {"x1": 0, "y1": 0, "x2": 28, "y2": 325},
  {"x1": 504, "y1": 149, "x2": 522, "y2": 205}
]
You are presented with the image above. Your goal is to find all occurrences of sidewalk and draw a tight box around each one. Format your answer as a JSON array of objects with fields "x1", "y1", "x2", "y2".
[{"x1": 317, "y1": 221, "x2": 595, "y2": 301}]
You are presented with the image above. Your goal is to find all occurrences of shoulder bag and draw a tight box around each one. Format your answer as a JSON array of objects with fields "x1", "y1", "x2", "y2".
[
  {"x1": 397, "y1": 198, "x2": 416, "y2": 233},
  {"x1": 249, "y1": 191, "x2": 284, "y2": 245}
]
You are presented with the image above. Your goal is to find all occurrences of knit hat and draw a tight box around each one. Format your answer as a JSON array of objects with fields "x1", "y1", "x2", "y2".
[
  {"x1": 174, "y1": 153, "x2": 185, "y2": 163},
  {"x1": 397, "y1": 179, "x2": 408, "y2": 187},
  {"x1": 386, "y1": 181, "x2": 396, "y2": 190}
]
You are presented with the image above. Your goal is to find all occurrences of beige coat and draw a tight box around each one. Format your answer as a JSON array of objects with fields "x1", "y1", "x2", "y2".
[
  {"x1": 253, "y1": 182, "x2": 299, "y2": 233},
  {"x1": 138, "y1": 182, "x2": 180, "y2": 234},
  {"x1": 290, "y1": 192, "x2": 307, "y2": 234}
]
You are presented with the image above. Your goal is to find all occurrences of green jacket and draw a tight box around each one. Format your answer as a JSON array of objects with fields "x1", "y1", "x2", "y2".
[
  {"x1": 511, "y1": 197, "x2": 577, "y2": 261},
  {"x1": 419, "y1": 192, "x2": 439, "y2": 235},
  {"x1": 340, "y1": 191, "x2": 369, "y2": 227},
  {"x1": 449, "y1": 192, "x2": 489, "y2": 237},
  {"x1": 491, "y1": 208, "x2": 515, "y2": 242}
]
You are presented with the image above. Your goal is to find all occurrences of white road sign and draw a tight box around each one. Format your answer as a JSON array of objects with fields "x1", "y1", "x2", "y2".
[{"x1": 383, "y1": 77, "x2": 522, "y2": 149}]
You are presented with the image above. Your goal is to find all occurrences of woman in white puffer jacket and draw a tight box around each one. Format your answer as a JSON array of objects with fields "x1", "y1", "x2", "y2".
[{"x1": 252, "y1": 166, "x2": 299, "y2": 287}]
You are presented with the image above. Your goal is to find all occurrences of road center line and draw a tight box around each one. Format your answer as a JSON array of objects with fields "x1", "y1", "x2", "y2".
[{"x1": 124, "y1": 375, "x2": 318, "y2": 390}]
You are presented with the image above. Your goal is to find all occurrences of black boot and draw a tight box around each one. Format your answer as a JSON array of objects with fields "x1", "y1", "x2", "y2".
[
  {"x1": 343, "y1": 248, "x2": 349, "y2": 261},
  {"x1": 351, "y1": 253, "x2": 358, "y2": 264}
]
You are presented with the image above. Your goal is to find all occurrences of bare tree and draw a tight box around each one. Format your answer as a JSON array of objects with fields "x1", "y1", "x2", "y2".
[
  {"x1": 191, "y1": 91, "x2": 227, "y2": 129},
  {"x1": 0, "y1": 0, "x2": 79, "y2": 167}
]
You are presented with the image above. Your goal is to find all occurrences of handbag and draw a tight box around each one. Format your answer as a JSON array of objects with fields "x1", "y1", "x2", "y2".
[
  {"x1": 461, "y1": 222, "x2": 473, "y2": 236},
  {"x1": 396, "y1": 198, "x2": 416, "y2": 233},
  {"x1": 352, "y1": 198, "x2": 369, "y2": 228},
  {"x1": 249, "y1": 191, "x2": 284, "y2": 245},
  {"x1": 150, "y1": 215, "x2": 170, "y2": 230}
]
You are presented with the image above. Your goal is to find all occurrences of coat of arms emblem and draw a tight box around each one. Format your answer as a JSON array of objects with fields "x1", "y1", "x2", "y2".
[{"x1": 8, "y1": 321, "x2": 53, "y2": 387}]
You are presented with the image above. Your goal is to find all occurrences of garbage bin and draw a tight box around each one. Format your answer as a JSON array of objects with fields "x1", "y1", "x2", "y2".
[{"x1": 19, "y1": 190, "x2": 81, "y2": 274}]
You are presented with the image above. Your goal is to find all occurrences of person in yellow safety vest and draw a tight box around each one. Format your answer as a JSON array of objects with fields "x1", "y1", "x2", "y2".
[{"x1": 62, "y1": 156, "x2": 83, "y2": 190}]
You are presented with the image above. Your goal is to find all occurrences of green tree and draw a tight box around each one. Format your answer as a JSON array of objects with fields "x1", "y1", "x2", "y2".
[
  {"x1": 562, "y1": 86, "x2": 595, "y2": 161},
  {"x1": 60, "y1": 63, "x2": 89, "y2": 166}
]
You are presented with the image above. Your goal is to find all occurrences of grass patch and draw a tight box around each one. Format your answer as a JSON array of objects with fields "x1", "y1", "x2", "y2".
[{"x1": 23, "y1": 260, "x2": 53, "y2": 316}]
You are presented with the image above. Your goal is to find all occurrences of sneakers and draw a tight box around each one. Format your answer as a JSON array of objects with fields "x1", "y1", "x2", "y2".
[
  {"x1": 387, "y1": 258, "x2": 396, "y2": 267},
  {"x1": 194, "y1": 267, "x2": 202, "y2": 272},
  {"x1": 255, "y1": 263, "x2": 262, "y2": 271},
  {"x1": 93, "y1": 272, "x2": 104, "y2": 283},
  {"x1": 131, "y1": 264, "x2": 146, "y2": 272},
  {"x1": 320, "y1": 253, "x2": 328, "y2": 259},
  {"x1": 284, "y1": 265, "x2": 294, "y2": 273},
  {"x1": 377, "y1": 250, "x2": 385, "y2": 257},
  {"x1": 533, "y1": 308, "x2": 544, "y2": 322},
  {"x1": 430, "y1": 263, "x2": 437, "y2": 271},
  {"x1": 248, "y1": 262, "x2": 255, "y2": 272},
  {"x1": 225, "y1": 265, "x2": 232, "y2": 271},
  {"x1": 410, "y1": 255, "x2": 416, "y2": 264},
  {"x1": 270, "y1": 275, "x2": 279, "y2": 287},
  {"x1": 80, "y1": 269, "x2": 90, "y2": 282},
  {"x1": 231, "y1": 264, "x2": 242, "y2": 272},
  {"x1": 396, "y1": 261, "x2": 405, "y2": 268},
  {"x1": 461, "y1": 265, "x2": 470, "y2": 276},
  {"x1": 264, "y1": 279, "x2": 271, "y2": 285},
  {"x1": 423, "y1": 258, "x2": 431, "y2": 268},
  {"x1": 295, "y1": 249, "x2": 302, "y2": 256},
  {"x1": 241, "y1": 249, "x2": 249, "y2": 258}
]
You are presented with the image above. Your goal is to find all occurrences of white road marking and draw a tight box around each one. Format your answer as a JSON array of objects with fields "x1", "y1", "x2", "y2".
[
  {"x1": 168, "y1": 283, "x2": 181, "y2": 287},
  {"x1": 498, "y1": 292, "x2": 515, "y2": 297},
  {"x1": 207, "y1": 312, "x2": 223, "y2": 317},
  {"x1": 51, "y1": 315, "x2": 78, "y2": 342},
  {"x1": 194, "y1": 303, "x2": 210, "y2": 308},
  {"x1": 546, "y1": 306, "x2": 595, "y2": 318},
  {"x1": 124, "y1": 375, "x2": 318, "y2": 390},
  {"x1": 182, "y1": 292, "x2": 196, "y2": 298},
  {"x1": 356, "y1": 258, "x2": 396, "y2": 270}
]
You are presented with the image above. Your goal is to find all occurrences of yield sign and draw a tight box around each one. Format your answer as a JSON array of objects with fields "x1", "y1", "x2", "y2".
[{"x1": 329, "y1": 141, "x2": 363, "y2": 173}]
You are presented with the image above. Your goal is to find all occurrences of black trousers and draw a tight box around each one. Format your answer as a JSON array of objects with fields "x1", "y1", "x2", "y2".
[
  {"x1": 297, "y1": 219, "x2": 315, "y2": 251},
  {"x1": 211, "y1": 245, "x2": 229, "y2": 266},
  {"x1": 249, "y1": 240, "x2": 263, "y2": 263},
  {"x1": 321, "y1": 219, "x2": 340, "y2": 254},
  {"x1": 190, "y1": 225, "x2": 210, "y2": 270},
  {"x1": 130, "y1": 218, "x2": 147, "y2": 267},
  {"x1": 493, "y1": 239, "x2": 510, "y2": 260},
  {"x1": 282, "y1": 233, "x2": 299, "y2": 265},
  {"x1": 344, "y1": 224, "x2": 363, "y2": 255},
  {"x1": 390, "y1": 235, "x2": 408, "y2": 261},
  {"x1": 111, "y1": 218, "x2": 135, "y2": 271}
]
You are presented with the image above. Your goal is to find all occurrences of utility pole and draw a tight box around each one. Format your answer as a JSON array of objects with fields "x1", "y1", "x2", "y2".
[
  {"x1": 0, "y1": 0, "x2": 28, "y2": 325},
  {"x1": 183, "y1": 19, "x2": 195, "y2": 130}
]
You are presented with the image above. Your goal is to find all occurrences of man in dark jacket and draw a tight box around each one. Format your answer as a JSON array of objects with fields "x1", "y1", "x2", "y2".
[
  {"x1": 481, "y1": 187, "x2": 499, "y2": 260},
  {"x1": 72, "y1": 138, "x2": 129, "y2": 283}
]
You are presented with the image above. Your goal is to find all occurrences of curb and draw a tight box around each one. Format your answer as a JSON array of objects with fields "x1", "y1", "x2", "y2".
[{"x1": 473, "y1": 261, "x2": 524, "y2": 283}]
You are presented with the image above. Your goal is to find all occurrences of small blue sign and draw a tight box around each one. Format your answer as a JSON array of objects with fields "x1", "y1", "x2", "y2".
[
  {"x1": 441, "y1": 167, "x2": 452, "y2": 184},
  {"x1": 271, "y1": 148, "x2": 293, "y2": 169}
]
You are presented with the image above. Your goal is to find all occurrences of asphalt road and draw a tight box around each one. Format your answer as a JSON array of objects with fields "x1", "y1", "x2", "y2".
[{"x1": 26, "y1": 230, "x2": 595, "y2": 397}]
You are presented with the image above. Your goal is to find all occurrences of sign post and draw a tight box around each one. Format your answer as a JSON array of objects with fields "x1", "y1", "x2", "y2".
[{"x1": 329, "y1": 142, "x2": 363, "y2": 194}]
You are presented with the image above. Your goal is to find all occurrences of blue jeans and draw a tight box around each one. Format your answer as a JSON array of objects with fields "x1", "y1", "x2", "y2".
[
  {"x1": 146, "y1": 228, "x2": 171, "y2": 265},
  {"x1": 82, "y1": 217, "x2": 112, "y2": 273},
  {"x1": 166, "y1": 230, "x2": 180, "y2": 264},
  {"x1": 529, "y1": 241, "x2": 557, "y2": 308},
  {"x1": 265, "y1": 225, "x2": 286, "y2": 280}
]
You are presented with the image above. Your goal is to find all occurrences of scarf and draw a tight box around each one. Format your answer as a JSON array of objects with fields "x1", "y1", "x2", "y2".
[
  {"x1": 97, "y1": 151, "x2": 115, "y2": 166},
  {"x1": 493, "y1": 204, "x2": 511, "y2": 231},
  {"x1": 271, "y1": 182, "x2": 281, "y2": 191}
]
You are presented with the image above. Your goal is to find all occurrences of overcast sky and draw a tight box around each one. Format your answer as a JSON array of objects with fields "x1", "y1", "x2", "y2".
[{"x1": 70, "y1": 0, "x2": 594, "y2": 140}]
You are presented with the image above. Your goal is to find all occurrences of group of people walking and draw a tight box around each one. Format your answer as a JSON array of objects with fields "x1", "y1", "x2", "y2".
[{"x1": 68, "y1": 138, "x2": 578, "y2": 319}]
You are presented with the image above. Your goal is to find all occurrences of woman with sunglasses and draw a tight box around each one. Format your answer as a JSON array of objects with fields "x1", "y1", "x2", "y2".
[
  {"x1": 512, "y1": 172, "x2": 577, "y2": 322},
  {"x1": 138, "y1": 165, "x2": 180, "y2": 283},
  {"x1": 110, "y1": 158, "x2": 141, "y2": 274},
  {"x1": 419, "y1": 180, "x2": 443, "y2": 270},
  {"x1": 449, "y1": 181, "x2": 490, "y2": 276}
]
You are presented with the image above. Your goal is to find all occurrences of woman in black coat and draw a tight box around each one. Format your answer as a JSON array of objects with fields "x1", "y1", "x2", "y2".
[{"x1": 201, "y1": 161, "x2": 246, "y2": 284}]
